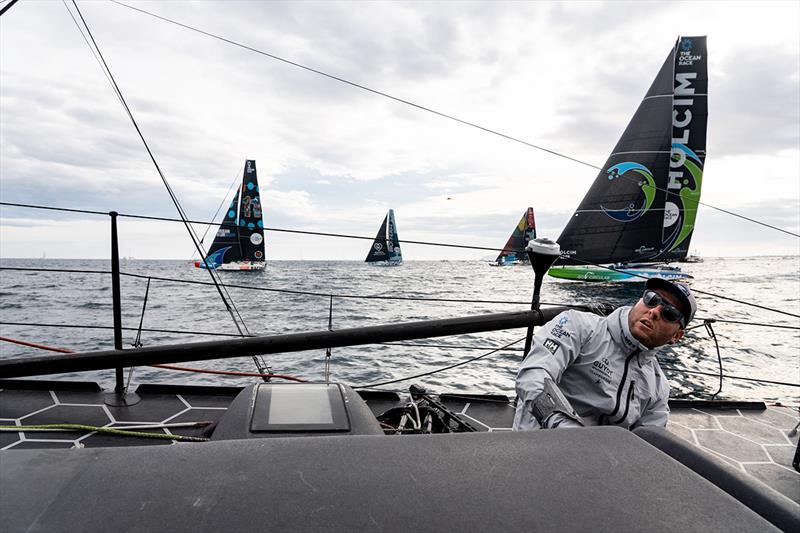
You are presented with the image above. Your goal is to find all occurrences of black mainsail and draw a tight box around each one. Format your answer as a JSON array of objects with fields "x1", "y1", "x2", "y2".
[
  {"x1": 196, "y1": 159, "x2": 265, "y2": 270},
  {"x1": 556, "y1": 36, "x2": 707, "y2": 267}
]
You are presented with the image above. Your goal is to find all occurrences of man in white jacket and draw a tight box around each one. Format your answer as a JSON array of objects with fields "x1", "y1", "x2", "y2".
[{"x1": 513, "y1": 278, "x2": 696, "y2": 430}]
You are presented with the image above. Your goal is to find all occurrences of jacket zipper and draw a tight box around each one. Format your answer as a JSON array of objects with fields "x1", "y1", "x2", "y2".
[
  {"x1": 600, "y1": 349, "x2": 639, "y2": 425},
  {"x1": 613, "y1": 380, "x2": 636, "y2": 426}
]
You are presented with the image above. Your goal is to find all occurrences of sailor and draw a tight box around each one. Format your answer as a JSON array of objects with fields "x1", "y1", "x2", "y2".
[{"x1": 513, "y1": 278, "x2": 696, "y2": 430}]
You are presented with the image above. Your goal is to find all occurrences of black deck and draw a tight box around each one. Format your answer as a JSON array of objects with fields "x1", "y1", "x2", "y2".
[
  {"x1": 2, "y1": 379, "x2": 798, "y2": 509},
  {"x1": 1, "y1": 425, "x2": 786, "y2": 533}
]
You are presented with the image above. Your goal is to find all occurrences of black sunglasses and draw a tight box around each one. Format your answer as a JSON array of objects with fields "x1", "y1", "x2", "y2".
[{"x1": 642, "y1": 290, "x2": 685, "y2": 327}]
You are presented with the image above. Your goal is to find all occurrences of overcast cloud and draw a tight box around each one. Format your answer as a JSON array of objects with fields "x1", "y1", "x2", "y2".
[{"x1": 1, "y1": 0, "x2": 798, "y2": 260}]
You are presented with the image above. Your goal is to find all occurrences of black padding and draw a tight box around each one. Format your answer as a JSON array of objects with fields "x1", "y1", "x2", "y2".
[
  {"x1": 1, "y1": 427, "x2": 779, "y2": 532},
  {"x1": 635, "y1": 426, "x2": 800, "y2": 532}
]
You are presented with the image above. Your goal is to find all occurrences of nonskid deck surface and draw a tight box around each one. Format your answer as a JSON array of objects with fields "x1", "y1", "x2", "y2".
[
  {"x1": 0, "y1": 381, "x2": 239, "y2": 449},
  {"x1": 1, "y1": 380, "x2": 797, "y2": 504}
]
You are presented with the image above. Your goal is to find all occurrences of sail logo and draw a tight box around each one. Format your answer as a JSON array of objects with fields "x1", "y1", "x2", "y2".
[
  {"x1": 678, "y1": 38, "x2": 702, "y2": 66},
  {"x1": 600, "y1": 162, "x2": 656, "y2": 222}
]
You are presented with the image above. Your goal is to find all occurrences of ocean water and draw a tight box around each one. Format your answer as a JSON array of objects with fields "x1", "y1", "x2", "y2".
[{"x1": 0, "y1": 257, "x2": 798, "y2": 404}]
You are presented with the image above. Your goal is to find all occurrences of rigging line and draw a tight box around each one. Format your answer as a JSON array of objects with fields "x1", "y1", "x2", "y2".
[
  {"x1": 107, "y1": 1, "x2": 800, "y2": 241},
  {"x1": 353, "y1": 337, "x2": 526, "y2": 389},
  {"x1": 0, "y1": 336, "x2": 306, "y2": 381},
  {"x1": 0, "y1": 264, "x2": 529, "y2": 303},
  {"x1": 132, "y1": 277, "x2": 151, "y2": 348},
  {"x1": 1, "y1": 331, "x2": 795, "y2": 390},
  {"x1": 693, "y1": 318, "x2": 800, "y2": 331},
  {"x1": 660, "y1": 365, "x2": 800, "y2": 389},
  {"x1": 112, "y1": 272, "x2": 587, "y2": 309},
  {"x1": 563, "y1": 256, "x2": 800, "y2": 320},
  {"x1": 61, "y1": 0, "x2": 119, "y2": 99},
  {"x1": 65, "y1": 0, "x2": 236, "y2": 317},
  {"x1": 68, "y1": 1, "x2": 252, "y2": 339},
  {"x1": 0, "y1": 201, "x2": 508, "y2": 253},
  {"x1": 108, "y1": 0, "x2": 594, "y2": 172},
  {"x1": 2, "y1": 265, "x2": 798, "y2": 327},
  {"x1": 379, "y1": 342, "x2": 521, "y2": 352},
  {"x1": 704, "y1": 320, "x2": 724, "y2": 401},
  {"x1": 188, "y1": 163, "x2": 245, "y2": 261},
  {"x1": 0, "y1": 321, "x2": 248, "y2": 337},
  {"x1": 0, "y1": 201, "x2": 107, "y2": 217},
  {"x1": 0, "y1": 0, "x2": 20, "y2": 17}
]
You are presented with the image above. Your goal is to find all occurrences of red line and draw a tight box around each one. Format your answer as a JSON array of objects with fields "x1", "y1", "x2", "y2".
[{"x1": 0, "y1": 336, "x2": 74, "y2": 353}]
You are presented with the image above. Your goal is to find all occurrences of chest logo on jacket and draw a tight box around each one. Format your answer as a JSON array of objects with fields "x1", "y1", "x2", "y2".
[{"x1": 591, "y1": 357, "x2": 614, "y2": 384}]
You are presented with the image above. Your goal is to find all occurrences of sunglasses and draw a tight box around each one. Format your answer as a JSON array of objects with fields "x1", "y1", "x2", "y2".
[{"x1": 642, "y1": 290, "x2": 685, "y2": 327}]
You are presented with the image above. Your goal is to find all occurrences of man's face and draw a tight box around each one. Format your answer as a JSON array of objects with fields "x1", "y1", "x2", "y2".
[{"x1": 628, "y1": 288, "x2": 685, "y2": 349}]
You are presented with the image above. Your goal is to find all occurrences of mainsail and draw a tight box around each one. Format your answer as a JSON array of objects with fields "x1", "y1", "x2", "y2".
[
  {"x1": 495, "y1": 207, "x2": 536, "y2": 265},
  {"x1": 196, "y1": 159, "x2": 265, "y2": 270},
  {"x1": 556, "y1": 36, "x2": 707, "y2": 266},
  {"x1": 365, "y1": 209, "x2": 403, "y2": 265}
]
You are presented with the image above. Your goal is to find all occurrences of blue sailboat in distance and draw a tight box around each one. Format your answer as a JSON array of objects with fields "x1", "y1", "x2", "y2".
[
  {"x1": 195, "y1": 159, "x2": 265, "y2": 271},
  {"x1": 365, "y1": 209, "x2": 403, "y2": 266}
]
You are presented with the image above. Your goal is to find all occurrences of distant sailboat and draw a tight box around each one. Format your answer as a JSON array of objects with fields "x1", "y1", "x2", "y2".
[
  {"x1": 365, "y1": 209, "x2": 403, "y2": 266},
  {"x1": 194, "y1": 159, "x2": 265, "y2": 271},
  {"x1": 491, "y1": 207, "x2": 536, "y2": 266},
  {"x1": 549, "y1": 36, "x2": 707, "y2": 283}
]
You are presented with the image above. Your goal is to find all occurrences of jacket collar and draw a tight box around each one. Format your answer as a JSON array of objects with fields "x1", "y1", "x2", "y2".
[{"x1": 608, "y1": 306, "x2": 658, "y2": 358}]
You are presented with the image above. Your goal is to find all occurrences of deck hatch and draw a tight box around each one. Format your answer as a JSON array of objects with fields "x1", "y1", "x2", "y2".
[{"x1": 250, "y1": 384, "x2": 350, "y2": 432}]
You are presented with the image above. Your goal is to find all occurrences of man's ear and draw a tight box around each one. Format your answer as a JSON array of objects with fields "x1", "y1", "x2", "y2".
[{"x1": 669, "y1": 329, "x2": 685, "y2": 345}]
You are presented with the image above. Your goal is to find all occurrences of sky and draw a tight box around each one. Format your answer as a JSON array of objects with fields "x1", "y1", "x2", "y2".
[{"x1": 1, "y1": 0, "x2": 798, "y2": 260}]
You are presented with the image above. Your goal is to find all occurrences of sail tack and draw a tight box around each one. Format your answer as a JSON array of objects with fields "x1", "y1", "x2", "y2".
[{"x1": 556, "y1": 36, "x2": 707, "y2": 266}]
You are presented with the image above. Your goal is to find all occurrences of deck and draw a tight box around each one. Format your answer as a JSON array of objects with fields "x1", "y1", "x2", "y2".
[{"x1": 1, "y1": 379, "x2": 798, "y2": 505}]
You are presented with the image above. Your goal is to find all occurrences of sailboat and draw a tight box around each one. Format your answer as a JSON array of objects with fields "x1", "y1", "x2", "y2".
[
  {"x1": 365, "y1": 209, "x2": 403, "y2": 266},
  {"x1": 549, "y1": 36, "x2": 707, "y2": 283},
  {"x1": 194, "y1": 159, "x2": 265, "y2": 270},
  {"x1": 491, "y1": 207, "x2": 536, "y2": 266}
]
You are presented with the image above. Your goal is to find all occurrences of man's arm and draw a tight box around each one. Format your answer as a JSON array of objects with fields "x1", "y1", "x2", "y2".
[{"x1": 513, "y1": 310, "x2": 589, "y2": 430}]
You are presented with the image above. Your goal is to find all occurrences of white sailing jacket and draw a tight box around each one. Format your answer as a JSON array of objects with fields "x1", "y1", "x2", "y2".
[{"x1": 514, "y1": 306, "x2": 670, "y2": 430}]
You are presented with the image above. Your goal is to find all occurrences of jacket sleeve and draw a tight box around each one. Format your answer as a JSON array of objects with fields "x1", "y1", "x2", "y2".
[
  {"x1": 632, "y1": 368, "x2": 671, "y2": 428},
  {"x1": 513, "y1": 310, "x2": 588, "y2": 430}
]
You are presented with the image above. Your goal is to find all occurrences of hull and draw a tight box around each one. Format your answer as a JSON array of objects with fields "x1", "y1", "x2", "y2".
[
  {"x1": 489, "y1": 260, "x2": 521, "y2": 267},
  {"x1": 368, "y1": 260, "x2": 403, "y2": 267},
  {"x1": 548, "y1": 265, "x2": 692, "y2": 282},
  {"x1": 194, "y1": 260, "x2": 265, "y2": 271}
]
